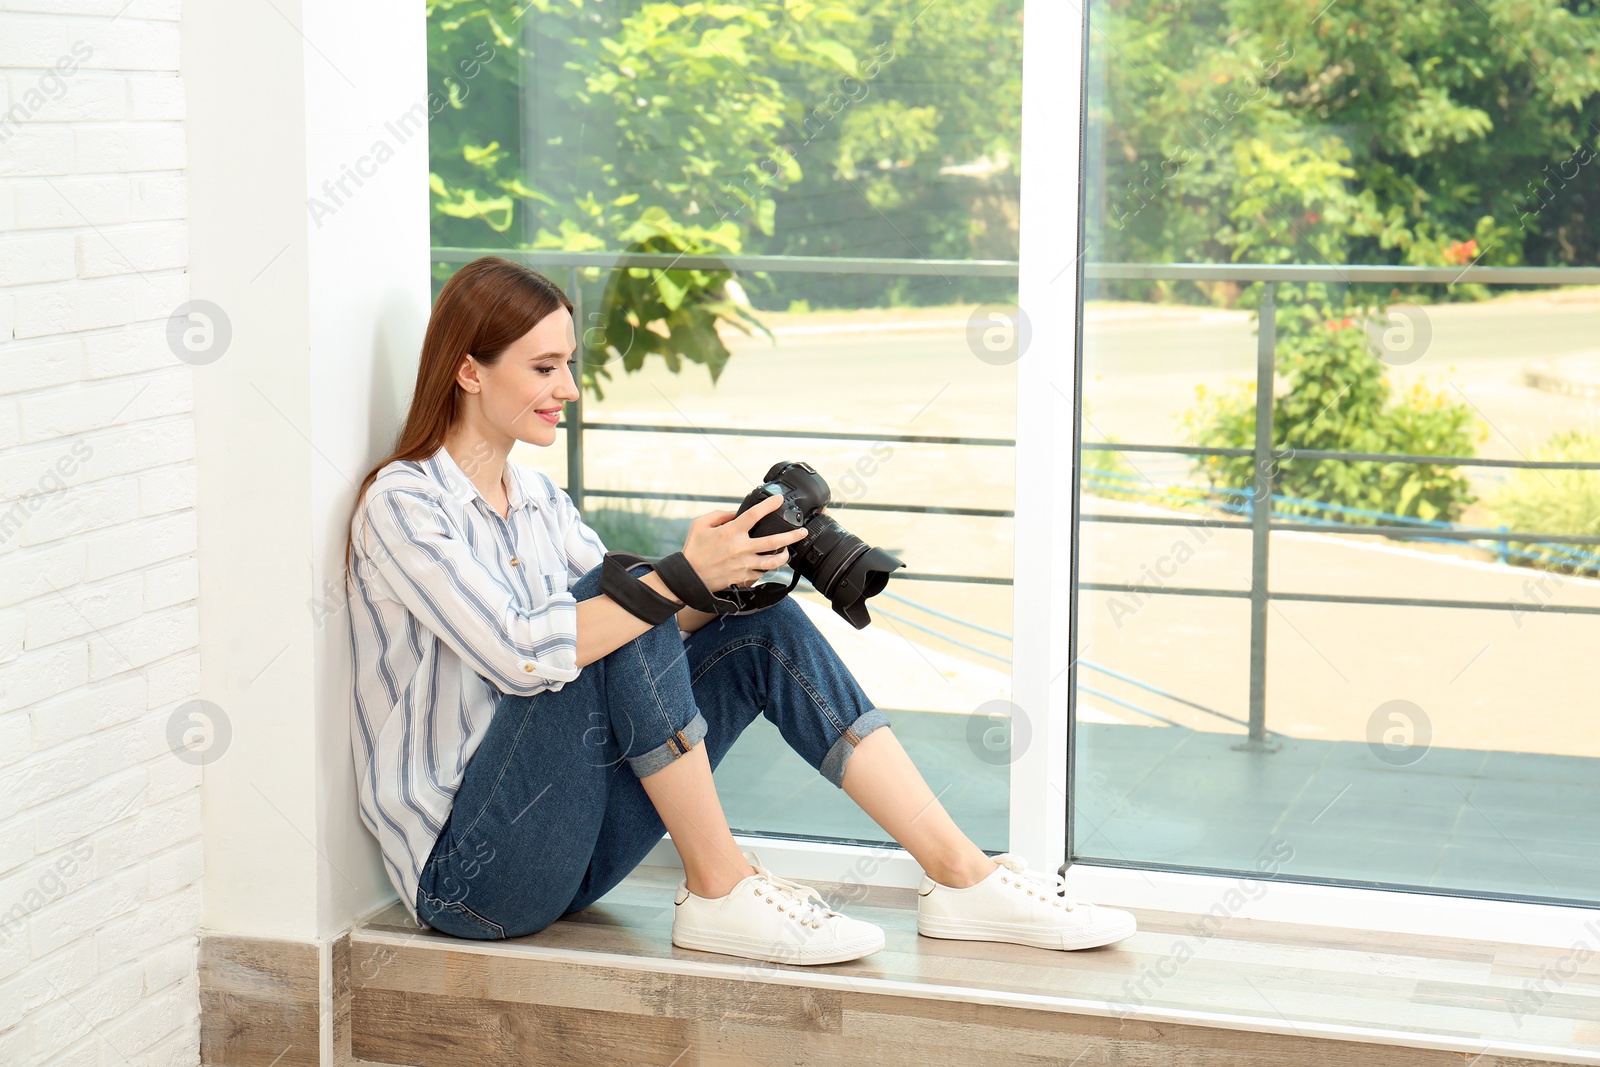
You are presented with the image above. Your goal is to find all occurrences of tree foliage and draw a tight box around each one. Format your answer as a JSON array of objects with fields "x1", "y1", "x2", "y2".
[
  {"x1": 1090, "y1": 0, "x2": 1600, "y2": 521},
  {"x1": 424, "y1": 0, "x2": 1024, "y2": 395},
  {"x1": 1087, "y1": 0, "x2": 1600, "y2": 287},
  {"x1": 421, "y1": 0, "x2": 1600, "y2": 528}
]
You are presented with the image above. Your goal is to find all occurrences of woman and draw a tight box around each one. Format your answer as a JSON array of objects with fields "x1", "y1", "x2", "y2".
[{"x1": 344, "y1": 256, "x2": 1137, "y2": 965}]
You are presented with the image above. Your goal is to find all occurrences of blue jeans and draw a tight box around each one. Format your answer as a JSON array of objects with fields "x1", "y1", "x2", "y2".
[{"x1": 414, "y1": 561, "x2": 892, "y2": 939}]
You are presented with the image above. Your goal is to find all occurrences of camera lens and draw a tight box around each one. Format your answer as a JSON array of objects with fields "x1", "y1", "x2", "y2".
[{"x1": 793, "y1": 514, "x2": 904, "y2": 629}]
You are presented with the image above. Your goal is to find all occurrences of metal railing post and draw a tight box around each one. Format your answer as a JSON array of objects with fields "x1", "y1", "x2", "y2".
[
  {"x1": 1241, "y1": 282, "x2": 1280, "y2": 752},
  {"x1": 566, "y1": 265, "x2": 586, "y2": 514}
]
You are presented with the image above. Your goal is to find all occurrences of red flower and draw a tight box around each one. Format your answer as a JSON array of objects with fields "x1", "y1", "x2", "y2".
[
  {"x1": 1442, "y1": 238, "x2": 1479, "y2": 265},
  {"x1": 1324, "y1": 316, "x2": 1354, "y2": 331}
]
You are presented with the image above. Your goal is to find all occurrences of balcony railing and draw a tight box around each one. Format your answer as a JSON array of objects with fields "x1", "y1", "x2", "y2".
[
  {"x1": 1080, "y1": 262, "x2": 1600, "y2": 748},
  {"x1": 433, "y1": 247, "x2": 1019, "y2": 589},
  {"x1": 433, "y1": 248, "x2": 1600, "y2": 745}
]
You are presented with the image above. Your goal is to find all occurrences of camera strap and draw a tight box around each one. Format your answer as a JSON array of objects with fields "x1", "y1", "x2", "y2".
[
  {"x1": 604, "y1": 551, "x2": 801, "y2": 617},
  {"x1": 600, "y1": 552, "x2": 685, "y2": 627}
]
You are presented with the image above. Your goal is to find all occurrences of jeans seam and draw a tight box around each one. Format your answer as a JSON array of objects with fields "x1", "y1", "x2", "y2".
[
  {"x1": 689, "y1": 634, "x2": 851, "y2": 738},
  {"x1": 418, "y1": 889, "x2": 505, "y2": 938},
  {"x1": 436, "y1": 694, "x2": 538, "y2": 863},
  {"x1": 631, "y1": 628, "x2": 690, "y2": 757}
]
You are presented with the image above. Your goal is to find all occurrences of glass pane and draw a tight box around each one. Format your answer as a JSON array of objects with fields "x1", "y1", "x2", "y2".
[
  {"x1": 427, "y1": 0, "x2": 1025, "y2": 853},
  {"x1": 1075, "y1": 0, "x2": 1600, "y2": 903}
]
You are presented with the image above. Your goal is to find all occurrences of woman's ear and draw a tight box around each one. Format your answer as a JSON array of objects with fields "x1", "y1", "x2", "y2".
[{"x1": 457, "y1": 354, "x2": 482, "y2": 394}]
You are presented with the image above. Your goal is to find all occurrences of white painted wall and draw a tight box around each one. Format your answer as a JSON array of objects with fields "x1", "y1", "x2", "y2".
[
  {"x1": 302, "y1": 0, "x2": 434, "y2": 937},
  {"x1": 0, "y1": 1, "x2": 202, "y2": 1063},
  {"x1": 185, "y1": 0, "x2": 424, "y2": 945}
]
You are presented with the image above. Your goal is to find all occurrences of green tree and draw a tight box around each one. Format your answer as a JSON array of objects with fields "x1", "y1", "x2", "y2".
[
  {"x1": 1086, "y1": 0, "x2": 1600, "y2": 286},
  {"x1": 425, "y1": 0, "x2": 867, "y2": 396},
  {"x1": 425, "y1": 0, "x2": 1027, "y2": 394},
  {"x1": 1085, "y1": 0, "x2": 1600, "y2": 521},
  {"x1": 740, "y1": 0, "x2": 1024, "y2": 307}
]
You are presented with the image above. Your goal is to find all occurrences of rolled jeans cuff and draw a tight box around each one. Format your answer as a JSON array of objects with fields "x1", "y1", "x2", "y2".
[
  {"x1": 627, "y1": 708, "x2": 710, "y2": 779},
  {"x1": 819, "y1": 707, "x2": 892, "y2": 788}
]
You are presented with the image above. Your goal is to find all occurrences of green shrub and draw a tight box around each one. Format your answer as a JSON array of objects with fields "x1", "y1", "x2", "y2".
[
  {"x1": 1488, "y1": 429, "x2": 1600, "y2": 575},
  {"x1": 1181, "y1": 301, "x2": 1482, "y2": 525}
]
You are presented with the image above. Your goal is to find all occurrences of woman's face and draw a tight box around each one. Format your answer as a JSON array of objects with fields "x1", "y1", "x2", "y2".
[{"x1": 461, "y1": 306, "x2": 580, "y2": 448}]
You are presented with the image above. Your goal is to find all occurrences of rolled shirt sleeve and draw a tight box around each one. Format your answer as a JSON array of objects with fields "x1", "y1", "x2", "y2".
[{"x1": 359, "y1": 487, "x2": 580, "y2": 695}]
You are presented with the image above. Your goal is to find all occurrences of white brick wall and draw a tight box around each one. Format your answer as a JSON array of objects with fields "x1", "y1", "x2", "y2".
[{"x1": 0, "y1": 2, "x2": 201, "y2": 1064}]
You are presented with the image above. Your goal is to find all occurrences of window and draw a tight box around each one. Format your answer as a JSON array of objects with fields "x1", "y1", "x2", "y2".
[
  {"x1": 1074, "y1": 0, "x2": 1600, "y2": 906},
  {"x1": 426, "y1": 0, "x2": 1026, "y2": 855}
]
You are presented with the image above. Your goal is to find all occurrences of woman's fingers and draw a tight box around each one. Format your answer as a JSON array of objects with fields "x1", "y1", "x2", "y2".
[
  {"x1": 753, "y1": 527, "x2": 807, "y2": 553},
  {"x1": 687, "y1": 496, "x2": 802, "y2": 591},
  {"x1": 728, "y1": 493, "x2": 784, "y2": 532}
]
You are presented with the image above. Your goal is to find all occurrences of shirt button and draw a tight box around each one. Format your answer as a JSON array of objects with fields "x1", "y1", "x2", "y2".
[
  {"x1": 510, "y1": 557, "x2": 520, "y2": 566},
  {"x1": 522, "y1": 663, "x2": 535, "y2": 672}
]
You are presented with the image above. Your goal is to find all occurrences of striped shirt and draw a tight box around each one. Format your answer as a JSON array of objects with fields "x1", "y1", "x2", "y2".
[{"x1": 345, "y1": 444, "x2": 617, "y2": 920}]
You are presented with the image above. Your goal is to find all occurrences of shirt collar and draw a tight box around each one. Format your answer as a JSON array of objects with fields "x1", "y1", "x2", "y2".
[{"x1": 427, "y1": 444, "x2": 532, "y2": 516}]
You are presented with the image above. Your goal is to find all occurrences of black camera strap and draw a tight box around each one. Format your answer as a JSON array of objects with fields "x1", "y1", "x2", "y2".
[
  {"x1": 603, "y1": 551, "x2": 800, "y2": 619},
  {"x1": 599, "y1": 552, "x2": 685, "y2": 627}
]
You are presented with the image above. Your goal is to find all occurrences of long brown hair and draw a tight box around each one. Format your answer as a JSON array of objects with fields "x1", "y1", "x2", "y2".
[{"x1": 344, "y1": 256, "x2": 574, "y2": 569}]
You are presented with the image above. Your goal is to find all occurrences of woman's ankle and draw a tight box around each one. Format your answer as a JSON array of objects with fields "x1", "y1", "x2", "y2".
[
  {"x1": 928, "y1": 854, "x2": 1001, "y2": 889},
  {"x1": 685, "y1": 859, "x2": 757, "y2": 899}
]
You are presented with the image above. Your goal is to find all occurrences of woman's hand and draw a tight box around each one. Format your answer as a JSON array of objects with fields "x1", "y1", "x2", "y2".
[
  {"x1": 682, "y1": 494, "x2": 808, "y2": 592},
  {"x1": 730, "y1": 505, "x2": 826, "y2": 587}
]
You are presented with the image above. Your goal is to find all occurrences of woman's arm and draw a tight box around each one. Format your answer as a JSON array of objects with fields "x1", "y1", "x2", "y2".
[
  {"x1": 576, "y1": 574, "x2": 733, "y2": 657},
  {"x1": 582, "y1": 495, "x2": 807, "y2": 656},
  {"x1": 675, "y1": 603, "x2": 720, "y2": 636},
  {"x1": 361, "y1": 487, "x2": 586, "y2": 694},
  {"x1": 573, "y1": 569, "x2": 688, "y2": 668}
]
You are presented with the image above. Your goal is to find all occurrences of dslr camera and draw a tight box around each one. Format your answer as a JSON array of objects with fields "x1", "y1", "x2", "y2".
[{"x1": 735, "y1": 461, "x2": 904, "y2": 629}]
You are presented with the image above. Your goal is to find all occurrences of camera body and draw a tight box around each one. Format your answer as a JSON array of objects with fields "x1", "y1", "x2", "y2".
[{"x1": 735, "y1": 461, "x2": 904, "y2": 629}]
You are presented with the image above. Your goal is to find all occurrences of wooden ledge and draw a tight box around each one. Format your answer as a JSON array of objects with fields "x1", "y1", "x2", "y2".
[{"x1": 346, "y1": 864, "x2": 1600, "y2": 1067}]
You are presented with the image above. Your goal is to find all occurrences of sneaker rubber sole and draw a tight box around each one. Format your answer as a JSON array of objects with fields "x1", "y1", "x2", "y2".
[
  {"x1": 917, "y1": 910, "x2": 1137, "y2": 951},
  {"x1": 672, "y1": 924, "x2": 885, "y2": 965}
]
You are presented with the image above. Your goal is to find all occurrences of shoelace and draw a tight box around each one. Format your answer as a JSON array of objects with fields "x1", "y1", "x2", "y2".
[
  {"x1": 750, "y1": 866, "x2": 839, "y2": 929},
  {"x1": 993, "y1": 853, "x2": 1078, "y2": 911}
]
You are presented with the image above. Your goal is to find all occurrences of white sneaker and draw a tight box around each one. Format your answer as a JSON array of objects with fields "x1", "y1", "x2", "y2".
[
  {"x1": 672, "y1": 850, "x2": 886, "y2": 965},
  {"x1": 917, "y1": 853, "x2": 1138, "y2": 951}
]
